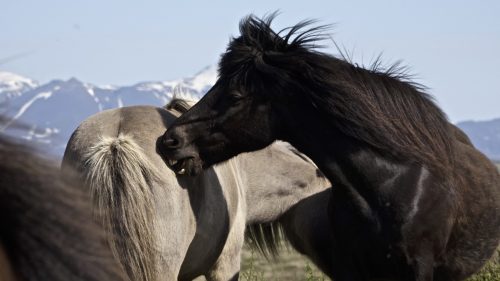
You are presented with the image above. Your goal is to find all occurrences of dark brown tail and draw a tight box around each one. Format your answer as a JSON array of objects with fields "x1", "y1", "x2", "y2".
[{"x1": 0, "y1": 135, "x2": 125, "y2": 281}]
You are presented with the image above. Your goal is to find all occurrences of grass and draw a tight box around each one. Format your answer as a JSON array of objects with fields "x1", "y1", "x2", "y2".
[
  {"x1": 240, "y1": 246, "x2": 327, "y2": 281},
  {"x1": 239, "y1": 247, "x2": 499, "y2": 281},
  {"x1": 240, "y1": 249, "x2": 265, "y2": 281},
  {"x1": 466, "y1": 249, "x2": 500, "y2": 281}
]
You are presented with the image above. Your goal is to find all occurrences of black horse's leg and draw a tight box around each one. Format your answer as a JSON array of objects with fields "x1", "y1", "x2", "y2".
[
  {"x1": 327, "y1": 187, "x2": 370, "y2": 281},
  {"x1": 404, "y1": 172, "x2": 455, "y2": 281},
  {"x1": 411, "y1": 245, "x2": 435, "y2": 281}
]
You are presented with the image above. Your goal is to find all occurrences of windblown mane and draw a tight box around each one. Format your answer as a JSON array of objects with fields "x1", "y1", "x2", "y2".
[
  {"x1": 0, "y1": 134, "x2": 124, "y2": 281},
  {"x1": 219, "y1": 14, "x2": 455, "y2": 174},
  {"x1": 165, "y1": 97, "x2": 197, "y2": 114}
]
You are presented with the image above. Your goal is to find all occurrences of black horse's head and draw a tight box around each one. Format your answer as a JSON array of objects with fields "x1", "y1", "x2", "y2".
[{"x1": 161, "y1": 14, "x2": 328, "y2": 176}]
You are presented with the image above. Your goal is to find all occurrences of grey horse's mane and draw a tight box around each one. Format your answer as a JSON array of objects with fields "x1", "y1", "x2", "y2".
[
  {"x1": 165, "y1": 94, "x2": 198, "y2": 115},
  {"x1": 245, "y1": 223, "x2": 286, "y2": 259},
  {"x1": 166, "y1": 97, "x2": 300, "y2": 259}
]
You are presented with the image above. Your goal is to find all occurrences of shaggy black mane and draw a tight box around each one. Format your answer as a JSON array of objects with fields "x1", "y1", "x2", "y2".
[{"x1": 219, "y1": 14, "x2": 455, "y2": 174}]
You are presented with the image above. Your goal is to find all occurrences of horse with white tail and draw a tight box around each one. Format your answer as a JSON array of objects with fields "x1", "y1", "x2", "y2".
[{"x1": 62, "y1": 99, "x2": 331, "y2": 281}]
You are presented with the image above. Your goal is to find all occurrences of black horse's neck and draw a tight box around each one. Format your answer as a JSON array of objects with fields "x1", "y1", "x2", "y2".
[
  {"x1": 278, "y1": 115, "x2": 427, "y2": 244},
  {"x1": 278, "y1": 108, "x2": 415, "y2": 198}
]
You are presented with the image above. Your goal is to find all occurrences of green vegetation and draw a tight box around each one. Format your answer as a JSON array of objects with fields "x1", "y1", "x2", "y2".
[
  {"x1": 467, "y1": 249, "x2": 499, "y2": 281},
  {"x1": 240, "y1": 249, "x2": 265, "y2": 281},
  {"x1": 304, "y1": 263, "x2": 326, "y2": 281},
  {"x1": 239, "y1": 247, "x2": 499, "y2": 281},
  {"x1": 240, "y1": 246, "x2": 327, "y2": 281}
]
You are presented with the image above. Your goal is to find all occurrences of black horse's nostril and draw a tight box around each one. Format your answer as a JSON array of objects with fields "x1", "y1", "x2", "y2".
[{"x1": 163, "y1": 136, "x2": 180, "y2": 148}]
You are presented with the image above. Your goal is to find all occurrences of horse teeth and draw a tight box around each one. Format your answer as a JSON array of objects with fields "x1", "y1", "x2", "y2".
[{"x1": 178, "y1": 168, "x2": 186, "y2": 175}]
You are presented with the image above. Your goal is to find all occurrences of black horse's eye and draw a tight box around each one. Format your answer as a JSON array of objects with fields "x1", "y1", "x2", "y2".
[{"x1": 228, "y1": 90, "x2": 244, "y2": 101}]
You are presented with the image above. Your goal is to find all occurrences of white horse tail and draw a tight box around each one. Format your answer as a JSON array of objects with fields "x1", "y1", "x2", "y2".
[{"x1": 83, "y1": 134, "x2": 160, "y2": 281}]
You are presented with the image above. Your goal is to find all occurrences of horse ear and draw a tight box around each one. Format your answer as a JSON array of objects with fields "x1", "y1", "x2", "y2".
[
  {"x1": 253, "y1": 51, "x2": 276, "y2": 75},
  {"x1": 251, "y1": 50, "x2": 297, "y2": 99},
  {"x1": 253, "y1": 50, "x2": 287, "y2": 77}
]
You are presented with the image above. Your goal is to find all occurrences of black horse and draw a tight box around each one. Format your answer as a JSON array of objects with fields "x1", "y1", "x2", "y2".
[{"x1": 160, "y1": 15, "x2": 500, "y2": 281}]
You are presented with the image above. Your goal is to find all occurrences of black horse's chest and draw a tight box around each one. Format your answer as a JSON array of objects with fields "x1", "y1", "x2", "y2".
[
  {"x1": 324, "y1": 153, "x2": 456, "y2": 279},
  {"x1": 328, "y1": 182, "x2": 415, "y2": 279}
]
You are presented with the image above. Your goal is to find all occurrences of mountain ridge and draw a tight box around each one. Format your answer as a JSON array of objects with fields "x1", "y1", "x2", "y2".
[
  {"x1": 456, "y1": 118, "x2": 500, "y2": 161},
  {"x1": 0, "y1": 66, "x2": 217, "y2": 155},
  {"x1": 1, "y1": 67, "x2": 498, "y2": 161}
]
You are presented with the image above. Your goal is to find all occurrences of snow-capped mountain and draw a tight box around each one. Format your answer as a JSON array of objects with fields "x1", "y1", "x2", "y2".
[
  {"x1": 0, "y1": 72, "x2": 38, "y2": 99},
  {"x1": 0, "y1": 66, "x2": 217, "y2": 155}
]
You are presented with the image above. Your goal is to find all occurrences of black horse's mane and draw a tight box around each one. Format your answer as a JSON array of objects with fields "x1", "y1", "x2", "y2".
[{"x1": 220, "y1": 14, "x2": 455, "y2": 174}]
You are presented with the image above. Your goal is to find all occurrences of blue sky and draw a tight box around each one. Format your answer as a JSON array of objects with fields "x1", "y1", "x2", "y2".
[{"x1": 1, "y1": 0, "x2": 499, "y2": 122}]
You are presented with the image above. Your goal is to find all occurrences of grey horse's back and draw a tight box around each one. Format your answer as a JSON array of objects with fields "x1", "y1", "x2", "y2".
[{"x1": 63, "y1": 105, "x2": 176, "y2": 169}]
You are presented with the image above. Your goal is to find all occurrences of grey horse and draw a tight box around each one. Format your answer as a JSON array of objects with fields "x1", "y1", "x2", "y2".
[{"x1": 62, "y1": 100, "x2": 331, "y2": 281}]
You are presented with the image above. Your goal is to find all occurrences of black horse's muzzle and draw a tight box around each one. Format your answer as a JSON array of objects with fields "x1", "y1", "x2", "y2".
[{"x1": 160, "y1": 128, "x2": 203, "y2": 176}]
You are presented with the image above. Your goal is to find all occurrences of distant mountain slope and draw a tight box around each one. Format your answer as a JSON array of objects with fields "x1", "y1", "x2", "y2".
[
  {"x1": 457, "y1": 118, "x2": 500, "y2": 161},
  {"x1": 0, "y1": 66, "x2": 217, "y2": 155},
  {"x1": 1, "y1": 66, "x2": 499, "y2": 161}
]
